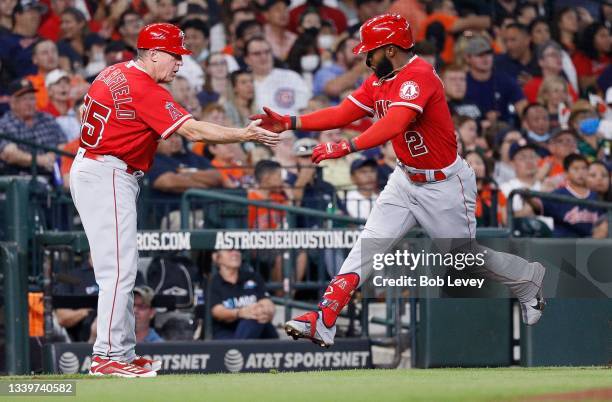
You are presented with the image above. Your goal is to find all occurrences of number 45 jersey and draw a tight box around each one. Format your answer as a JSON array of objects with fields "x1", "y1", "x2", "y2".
[
  {"x1": 79, "y1": 60, "x2": 192, "y2": 172},
  {"x1": 348, "y1": 55, "x2": 457, "y2": 170}
]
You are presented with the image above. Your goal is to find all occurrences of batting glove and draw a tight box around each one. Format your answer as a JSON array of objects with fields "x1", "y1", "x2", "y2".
[
  {"x1": 311, "y1": 140, "x2": 355, "y2": 164},
  {"x1": 249, "y1": 107, "x2": 296, "y2": 133}
]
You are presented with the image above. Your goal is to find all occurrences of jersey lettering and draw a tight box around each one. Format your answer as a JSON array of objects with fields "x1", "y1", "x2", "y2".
[
  {"x1": 404, "y1": 131, "x2": 429, "y2": 157},
  {"x1": 80, "y1": 94, "x2": 111, "y2": 148}
]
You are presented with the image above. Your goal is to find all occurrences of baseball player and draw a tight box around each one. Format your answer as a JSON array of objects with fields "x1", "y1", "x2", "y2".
[
  {"x1": 70, "y1": 23, "x2": 278, "y2": 377},
  {"x1": 251, "y1": 14, "x2": 546, "y2": 348}
]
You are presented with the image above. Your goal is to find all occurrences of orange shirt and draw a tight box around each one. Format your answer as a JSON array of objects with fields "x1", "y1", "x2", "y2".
[
  {"x1": 417, "y1": 13, "x2": 459, "y2": 65},
  {"x1": 211, "y1": 158, "x2": 245, "y2": 186},
  {"x1": 27, "y1": 73, "x2": 48, "y2": 110},
  {"x1": 538, "y1": 155, "x2": 564, "y2": 179},
  {"x1": 475, "y1": 184, "x2": 507, "y2": 226},
  {"x1": 247, "y1": 190, "x2": 287, "y2": 229},
  {"x1": 28, "y1": 292, "x2": 44, "y2": 337},
  {"x1": 389, "y1": 0, "x2": 427, "y2": 37},
  {"x1": 60, "y1": 138, "x2": 81, "y2": 177}
]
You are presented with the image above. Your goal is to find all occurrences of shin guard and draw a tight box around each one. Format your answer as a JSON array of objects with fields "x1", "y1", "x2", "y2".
[{"x1": 318, "y1": 273, "x2": 360, "y2": 328}]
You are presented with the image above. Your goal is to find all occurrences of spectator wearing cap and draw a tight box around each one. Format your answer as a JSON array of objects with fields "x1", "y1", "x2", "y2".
[
  {"x1": 313, "y1": 36, "x2": 368, "y2": 104},
  {"x1": 40, "y1": 69, "x2": 71, "y2": 118},
  {"x1": 262, "y1": 0, "x2": 296, "y2": 61},
  {"x1": 441, "y1": 64, "x2": 480, "y2": 121},
  {"x1": 523, "y1": 41, "x2": 579, "y2": 104},
  {"x1": 495, "y1": 23, "x2": 539, "y2": 84},
  {"x1": 24, "y1": 39, "x2": 59, "y2": 110},
  {"x1": 345, "y1": 158, "x2": 379, "y2": 220},
  {"x1": 225, "y1": 69, "x2": 256, "y2": 127},
  {"x1": 133, "y1": 286, "x2": 164, "y2": 343},
  {"x1": 569, "y1": 100, "x2": 605, "y2": 161},
  {"x1": 288, "y1": 0, "x2": 347, "y2": 35},
  {"x1": 245, "y1": 36, "x2": 311, "y2": 116},
  {"x1": 521, "y1": 103, "x2": 552, "y2": 154},
  {"x1": 493, "y1": 129, "x2": 523, "y2": 185},
  {"x1": 572, "y1": 22, "x2": 612, "y2": 92},
  {"x1": 0, "y1": 79, "x2": 66, "y2": 176},
  {"x1": 536, "y1": 129, "x2": 578, "y2": 191},
  {"x1": 417, "y1": 0, "x2": 490, "y2": 65},
  {"x1": 500, "y1": 141, "x2": 544, "y2": 218},
  {"x1": 1, "y1": 0, "x2": 47, "y2": 79},
  {"x1": 464, "y1": 35, "x2": 527, "y2": 126},
  {"x1": 210, "y1": 250, "x2": 277, "y2": 340},
  {"x1": 539, "y1": 154, "x2": 604, "y2": 238}
]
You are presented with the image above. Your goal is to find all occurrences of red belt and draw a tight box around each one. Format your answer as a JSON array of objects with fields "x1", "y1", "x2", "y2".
[
  {"x1": 407, "y1": 170, "x2": 447, "y2": 183},
  {"x1": 82, "y1": 151, "x2": 140, "y2": 174}
]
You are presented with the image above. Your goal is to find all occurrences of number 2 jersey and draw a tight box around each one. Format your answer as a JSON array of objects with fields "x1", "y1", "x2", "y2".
[
  {"x1": 348, "y1": 55, "x2": 457, "y2": 170},
  {"x1": 80, "y1": 61, "x2": 192, "y2": 172}
]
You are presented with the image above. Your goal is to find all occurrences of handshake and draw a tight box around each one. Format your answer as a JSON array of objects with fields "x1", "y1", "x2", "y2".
[{"x1": 249, "y1": 107, "x2": 354, "y2": 163}]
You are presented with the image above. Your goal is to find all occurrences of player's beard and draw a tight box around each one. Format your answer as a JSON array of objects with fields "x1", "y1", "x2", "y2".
[{"x1": 367, "y1": 52, "x2": 394, "y2": 79}]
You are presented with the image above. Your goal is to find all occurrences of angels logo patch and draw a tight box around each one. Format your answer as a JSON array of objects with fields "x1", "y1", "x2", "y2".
[
  {"x1": 165, "y1": 101, "x2": 183, "y2": 121},
  {"x1": 399, "y1": 81, "x2": 420, "y2": 101}
]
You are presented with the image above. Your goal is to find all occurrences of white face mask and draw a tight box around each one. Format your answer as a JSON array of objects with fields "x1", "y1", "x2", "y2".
[
  {"x1": 317, "y1": 34, "x2": 335, "y2": 50},
  {"x1": 300, "y1": 54, "x2": 319, "y2": 72}
]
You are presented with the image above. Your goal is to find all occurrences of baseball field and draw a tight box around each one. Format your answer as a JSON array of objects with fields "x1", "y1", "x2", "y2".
[{"x1": 2, "y1": 367, "x2": 611, "y2": 402}]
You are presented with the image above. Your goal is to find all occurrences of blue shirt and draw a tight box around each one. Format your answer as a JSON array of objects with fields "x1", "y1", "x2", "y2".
[
  {"x1": 494, "y1": 53, "x2": 540, "y2": 82},
  {"x1": 465, "y1": 70, "x2": 525, "y2": 124},
  {"x1": 286, "y1": 171, "x2": 345, "y2": 228},
  {"x1": 144, "y1": 328, "x2": 164, "y2": 343},
  {"x1": 542, "y1": 187, "x2": 604, "y2": 237}
]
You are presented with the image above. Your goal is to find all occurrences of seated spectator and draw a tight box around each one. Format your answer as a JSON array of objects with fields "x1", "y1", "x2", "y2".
[
  {"x1": 493, "y1": 129, "x2": 523, "y2": 185},
  {"x1": 523, "y1": 41, "x2": 578, "y2": 104},
  {"x1": 536, "y1": 75, "x2": 572, "y2": 131},
  {"x1": 210, "y1": 250, "x2": 277, "y2": 340},
  {"x1": 313, "y1": 36, "x2": 367, "y2": 103},
  {"x1": 536, "y1": 129, "x2": 578, "y2": 191},
  {"x1": 225, "y1": 18, "x2": 263, "y2": 67},
  {"x1": 587, "y1": 161, "x2": 612, "y2": 202},
  {"x1": 40, "y1": 69, "x2": 71, "y2": 119},
  {"x1": 464, "y1": 35, "x2": 526, "y2": 126},
  {"x1": 197, "y1": 52, "x2": 230, "y2": 106},
  {"x1": 134, "y1": 286, "x2": 164, "y2": 343},
  {"x1": 288, "y1": 0, "x2": 347, "y2": 34},
  {"x1": 569, "y1": 100, "x2": 606, "y2": 161},
  {"x1": 317, "y1": 128, "x2": 358, "y2": 189},
  {"x1": 521, "y1": 103, "x2": 552, "y2": 153},
  {"x1": 25, "y1": 39, "x2": 59, "y2": 110},
  {"x1": 515, "y1": 3, "x2": 538, "y2": 27},
  {"x1": 345, "y1": 158, "x2": 379, "y2": 220},
  {"x1": 540, "y1": 154, "x2": 604, "y2": 238},
  {"x1": 0, "y1": 79, "x2": 66, "y2": 177},
  {"x1": 248, "y1": 159, "x2": 288, "y2": 229},
  {"x1": 225, "y1": 69, "x2": 256, "y2": 127},
  {"x1": 495, "y1": 23, "x2": 539, "y2": 84},
  {"x1": 500, "y1": 142, "x2": 544, "y2": 218},
  {"x1": 262, "y1": 0, "x2": 296, "y2": 61},
  {"x1": 148, "y1": 133, "x2": 223, "y2": 228},
  {"x1": 529, "y1": 17, "x2": 551, "y2": 48},
  {"x1": 572, "y1": 22, "x2": 611, "y2": 92},
  {"x1": 286, "y1": 31, "x2": 321, "y2": 89},
  {"x1": 272, "y1": 130, "x2": 297, "y2": 177},
  {"x1": 182, "y1": 18, "x2": 210, "y2": 64},
  {"x1": 418, "y1": 0, "x2": 490, "y2": 65},
  {"x1": 54, "y1": 255, "x2": 97, "y2": 342},
  {"x1": 552, "y1": 7, "x2": 579, "y2": 55},
  {"x1": 207, "y1": 138, "x2": 248, "y2": 188},
  {"x1": 348, "y1": 0, "x2": 387, "y2": 35},
  {"x1": 57, "y1": 8, "x2": 100, "y2": 73},
  {"x1": 441, "y1": 64, "x2": 481, "y2": 120},
  {"x1": 456, "y1": 115, "x2": 488, "y2": 154},
  {"x1": 117, "y1": 9, "x2": 145, "y2": 54},
  {"x1": 465, "y1": 151, "x2": 507, "y2": 227},
  {"x1": 244, "y1": 37, "x2": 311, "y2": 115},
  {"x1": 413, "y1": 39, "x2": 439, "y2": 69},
  {"x1": 377, "y1": 141, "x2": 396, "y2": 190}
]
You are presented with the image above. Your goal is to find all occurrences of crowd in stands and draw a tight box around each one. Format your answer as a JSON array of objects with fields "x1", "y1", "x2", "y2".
[{"x1": 3, "y1": 0, "x2": 611, "y2": 340}]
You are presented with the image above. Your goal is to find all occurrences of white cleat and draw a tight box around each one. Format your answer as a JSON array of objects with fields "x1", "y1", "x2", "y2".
[
  {"x1": 521, "y1": 262, "x2": 546, "y2": 325},
  {"x1": 284, "y1": 311, "x2": 336, "y2": 348}
]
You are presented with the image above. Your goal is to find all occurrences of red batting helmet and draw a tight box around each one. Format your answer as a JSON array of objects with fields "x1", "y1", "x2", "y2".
[
  {"x1": 353, "y1": 14, "x2": 414, "y2": 55},
  {"x1": 137, "y1": 23, "x2": 192, "y2": 55}
]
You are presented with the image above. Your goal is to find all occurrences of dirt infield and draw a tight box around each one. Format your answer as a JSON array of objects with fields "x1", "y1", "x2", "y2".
[{"x1": 527, "y1": 388, "x2": 612, "y2": 401}]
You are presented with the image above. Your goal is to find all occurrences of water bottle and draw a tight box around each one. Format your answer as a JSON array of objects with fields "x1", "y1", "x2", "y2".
[{"x1": 326, "y1": 201, "x2": 336, "y2": 229}]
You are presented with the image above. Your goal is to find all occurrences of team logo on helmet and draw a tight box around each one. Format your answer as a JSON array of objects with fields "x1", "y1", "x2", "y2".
[
  {"x1": 165, "y1": 101, "x2": 183, "y2": 121},
  {"x1": 399, "y1": 81, "x2": 419, "y2": 101}
]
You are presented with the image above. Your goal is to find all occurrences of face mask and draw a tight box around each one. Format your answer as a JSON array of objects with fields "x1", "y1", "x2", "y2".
[
  {"x1": 579, "y1": 118, "x2": 600, "y2": 136},
  {"x1": 300, "y1": 54, "x2": 319, "y2": 72},
  {"x1": 526, "y1": 130, "x2": 550, "y2": 143},
  {"x1": 317, "y1": 34, "x2": 335, "y2": 50},
  {"x1": 303, "y1": 27, "x2": 320, "y2": 37}
]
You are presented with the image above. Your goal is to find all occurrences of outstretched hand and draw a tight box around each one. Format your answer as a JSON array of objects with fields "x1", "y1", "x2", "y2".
[
  {"x1": 311, "y1": 140, "x2": 352, "y2": 164},
  {"x1": 245, "y1": 119, "x2": 280, "y2": 147},
  {"x1": 249, "y1": 107, "x2": 292, "y2": 133}
]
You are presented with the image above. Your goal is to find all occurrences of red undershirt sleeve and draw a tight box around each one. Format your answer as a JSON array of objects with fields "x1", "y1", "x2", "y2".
[
  {"x1": 352, "y1": 106, "x2": 417, "y2": 150},
  {"x1": 299, "y1": 98, "x2": 369, "y2": 131}
]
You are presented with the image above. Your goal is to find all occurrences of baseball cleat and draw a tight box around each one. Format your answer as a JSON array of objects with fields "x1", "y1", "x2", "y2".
[
  {"x1": 131, "y1": 355, "x2": 162, "y2": 372},
  {"x1": 521, "y1": 262, "x2": 546, "y2": 326},
  {"x1": 284, "y1": 311, "x2": 335, "y2": 348},
  {"x1": 89, "y1": 355, "x2": 157, "y2": 378}
]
